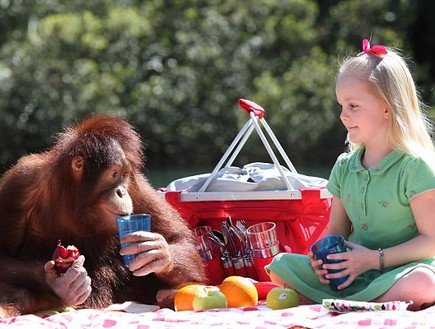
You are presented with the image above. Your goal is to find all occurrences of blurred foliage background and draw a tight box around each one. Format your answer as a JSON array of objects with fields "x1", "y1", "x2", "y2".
[{"x1": 1, "y1": 0, "x2": 434, "y2": 186}]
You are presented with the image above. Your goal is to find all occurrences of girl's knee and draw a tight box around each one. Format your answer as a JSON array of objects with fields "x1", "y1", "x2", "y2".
[
  {"x1": 404, "y1": 267, "x2": 435, "y2": 289},
  {"x1": 376, "y1": 267, "x2": 435, "y2": 309},
  {"x1": 400, "y1": 268, "x2": 435, "y2": 310}
]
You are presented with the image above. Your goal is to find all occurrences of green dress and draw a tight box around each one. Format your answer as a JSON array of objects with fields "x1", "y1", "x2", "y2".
[{"x1": 266, "y1": 147, "x2": 435, "y2": 302}]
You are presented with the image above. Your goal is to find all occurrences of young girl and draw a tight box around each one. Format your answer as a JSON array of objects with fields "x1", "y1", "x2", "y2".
[{"x1": 266, "y1": 39, "x2": 435, "y2": 311}]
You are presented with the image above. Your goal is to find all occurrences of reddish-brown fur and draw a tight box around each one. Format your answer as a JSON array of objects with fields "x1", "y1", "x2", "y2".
[{"x1": 0, "y1": 116, "x2": 205, "y2": 317}]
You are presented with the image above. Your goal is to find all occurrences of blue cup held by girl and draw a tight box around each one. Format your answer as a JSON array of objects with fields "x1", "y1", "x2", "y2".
[{"x1": 310, "y1": 234, "x2": 349, "y2": 291}]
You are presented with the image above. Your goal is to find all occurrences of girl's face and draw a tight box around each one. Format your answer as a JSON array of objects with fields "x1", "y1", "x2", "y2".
[{"x1": 336, "y1": 75, "x2": 389, "y2": 148}]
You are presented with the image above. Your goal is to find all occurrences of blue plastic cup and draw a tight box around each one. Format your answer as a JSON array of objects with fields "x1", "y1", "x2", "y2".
[
  {"x1": 116, "y1": 214, "x2": 151, "y2": 267},
  {"x1": 310, "y1": 234, "x2": 349, "y2": 291}
]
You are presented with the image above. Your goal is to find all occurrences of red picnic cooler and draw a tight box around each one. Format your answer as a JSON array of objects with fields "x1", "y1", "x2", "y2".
[{"x1": 159, "y1": 98, "x2": 332, "y2": 284}]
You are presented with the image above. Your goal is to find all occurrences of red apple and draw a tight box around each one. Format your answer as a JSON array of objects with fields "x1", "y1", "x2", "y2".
[{"x1": 52, "y1": 240, "x2": 80, "y2": 274}]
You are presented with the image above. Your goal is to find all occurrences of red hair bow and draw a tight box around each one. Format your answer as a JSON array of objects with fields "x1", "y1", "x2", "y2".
[{"x1": 359, "y1": 39, "x2": 387, "y2": 56}]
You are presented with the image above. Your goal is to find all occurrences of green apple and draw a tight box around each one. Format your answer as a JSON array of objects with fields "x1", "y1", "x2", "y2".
[
  {"x1": 266, "y1": 287, "x2": 299, "y2": 310},
  {"x1": 192, "y1": 286, "x2": 227, "y2": 311}
]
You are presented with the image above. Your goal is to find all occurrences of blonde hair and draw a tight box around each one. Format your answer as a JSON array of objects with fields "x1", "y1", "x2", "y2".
[{"x1": 337, "y1": 48, "x2": 435, "y2": 169}]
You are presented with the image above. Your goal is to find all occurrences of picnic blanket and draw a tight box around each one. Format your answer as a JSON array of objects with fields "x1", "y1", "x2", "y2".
[{"x1": 2, "y1": 302, "x2": 435, "y2": 329}]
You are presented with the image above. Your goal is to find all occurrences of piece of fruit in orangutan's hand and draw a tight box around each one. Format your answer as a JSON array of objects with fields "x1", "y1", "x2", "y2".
[{"x1": 52, "y1": 240, "x2": 80, "y2": 274}]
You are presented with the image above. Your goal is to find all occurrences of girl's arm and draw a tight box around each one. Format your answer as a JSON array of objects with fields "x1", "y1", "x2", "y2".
[
  {"x1": 382, "y1": 189, "x2": 435, "y2": 268},
  {"x1": 325, "y1": 196, "x2": 352, "y2": 238}
]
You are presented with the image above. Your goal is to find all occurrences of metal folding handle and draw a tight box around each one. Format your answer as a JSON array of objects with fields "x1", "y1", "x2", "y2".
[{"x1": 198, "y1": 98, "x2": 297, "y2": 192}]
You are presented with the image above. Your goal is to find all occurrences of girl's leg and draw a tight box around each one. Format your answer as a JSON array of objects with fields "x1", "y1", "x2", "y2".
[
  {"x1": 269, "y1": 270, "x2": 316, "y2": 305},
  {"x1": 374, "y1": 267, "x2": 435, "y2": 311}
]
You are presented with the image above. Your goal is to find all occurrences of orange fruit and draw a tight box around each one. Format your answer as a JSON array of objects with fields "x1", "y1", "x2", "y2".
[
  {"x1": 174, "y1": 284, "x2": 206, "y2": 311},
  {"x1": 219, "y1": 276, "x2": 258, "y2": 308}
]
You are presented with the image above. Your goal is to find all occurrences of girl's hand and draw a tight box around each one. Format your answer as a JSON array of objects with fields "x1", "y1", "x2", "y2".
[
  {"x1": 307, "y1": 250, "x2": 330, "y2": 285},
  {"x1": 321, "y1": 241, "x2": 378, "y2": 290}
]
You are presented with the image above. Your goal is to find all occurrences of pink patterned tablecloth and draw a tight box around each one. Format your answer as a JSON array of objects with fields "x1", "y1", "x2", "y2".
[{"x1": 1, "y1": 303, "x2": 435, "y2": 329}]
